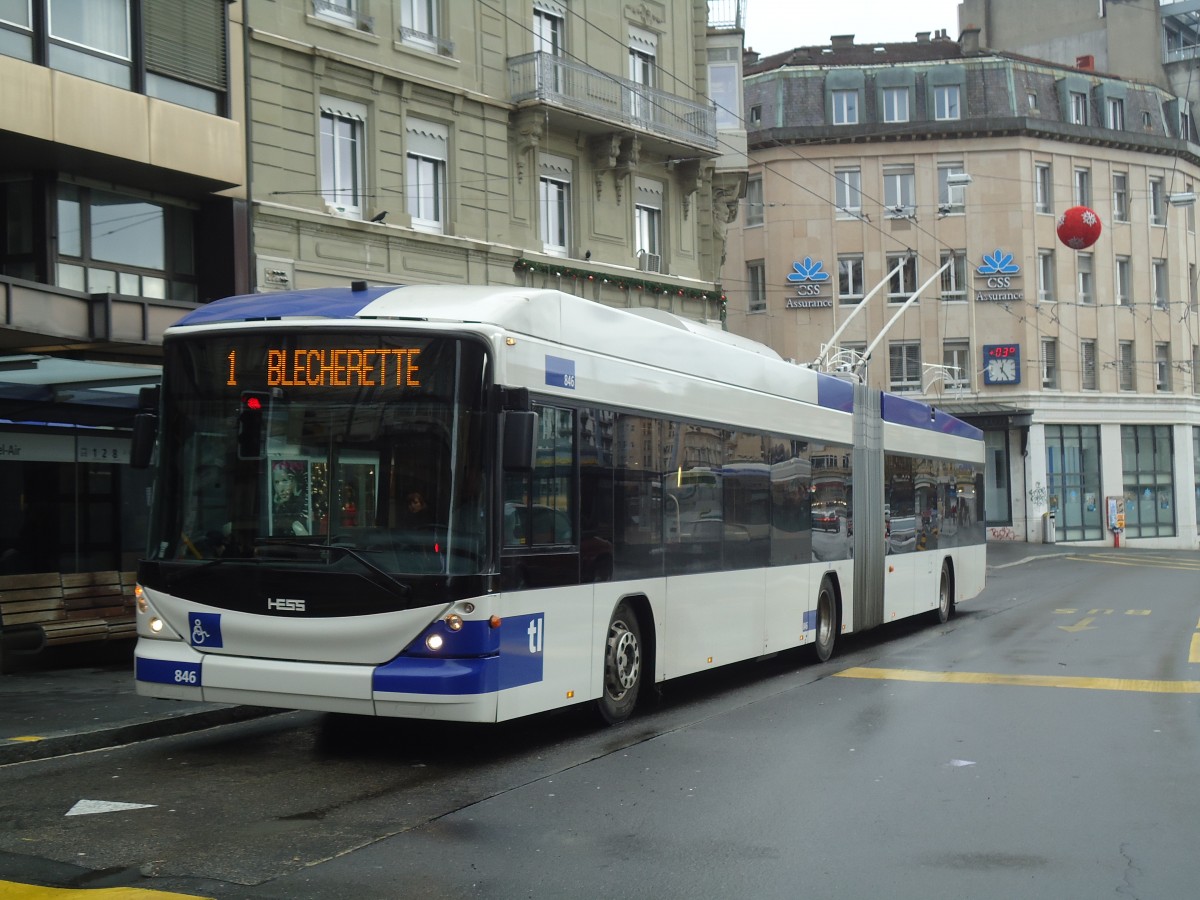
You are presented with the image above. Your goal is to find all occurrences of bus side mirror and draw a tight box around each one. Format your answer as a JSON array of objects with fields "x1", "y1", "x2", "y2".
[
  {"x1": 130, "y1": 385, "x2": 160, "y2": 469},
  {"x1": 130, "y1": 412, "x2": 157, "y2": 469},
  {"x1": 502, "y1": 411, "x2": 538, "y2": 472}
]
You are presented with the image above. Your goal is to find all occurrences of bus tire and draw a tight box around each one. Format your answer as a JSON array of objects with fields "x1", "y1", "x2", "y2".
[
  {"x1": 597, "y1": 600, "x2": 642, "y2": 725},
  {"x1": 814, "y1": 577, "x2": 838, "y2": 662},
  {"x1": 935, "y1": 560, "x2": 953, "y2": 624}
]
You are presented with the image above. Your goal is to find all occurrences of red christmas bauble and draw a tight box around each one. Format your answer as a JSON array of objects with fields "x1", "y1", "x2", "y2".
[{"x1": 1056, "y1": 205, "x2": 1102, "y2": 250}]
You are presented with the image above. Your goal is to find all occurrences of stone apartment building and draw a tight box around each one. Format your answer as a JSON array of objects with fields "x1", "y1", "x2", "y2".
[{"x1": 724, "y1": 27, "x2": 1200, "y2": 547}]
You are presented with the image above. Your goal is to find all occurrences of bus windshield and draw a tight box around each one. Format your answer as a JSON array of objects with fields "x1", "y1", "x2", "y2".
[{"x1": 147, "y1": 331, "x2": 492, "y2": 576}]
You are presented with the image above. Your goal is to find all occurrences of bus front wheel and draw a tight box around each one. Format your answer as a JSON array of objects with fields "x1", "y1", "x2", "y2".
[
  {"x1": 935, "y1": 561, "x2": 953, "y2": 624},
  {"x1": 814, "y1": 577, "x2": 838, "y2": 662},
  {"x1": 598, "y1": 601, "x2": 642, "y2": 725}
]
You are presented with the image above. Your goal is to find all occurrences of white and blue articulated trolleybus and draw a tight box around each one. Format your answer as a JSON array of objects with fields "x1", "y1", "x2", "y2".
[{"x1": 131, "y1": 283, "x2": 986, "y2": 725}]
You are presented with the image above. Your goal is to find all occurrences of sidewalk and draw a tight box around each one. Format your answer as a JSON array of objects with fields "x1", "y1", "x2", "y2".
[
  {"x1": 0, "y1": 541, "x2": 1073, "y2": 765},
  {"x1": 0, "y1": 641, "x2": 274, "y2": 765}
]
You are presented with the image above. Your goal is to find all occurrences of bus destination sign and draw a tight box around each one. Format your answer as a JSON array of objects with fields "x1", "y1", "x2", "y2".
[{"x1": 225, "y1": 348, "x2": 422, "y2": 389}]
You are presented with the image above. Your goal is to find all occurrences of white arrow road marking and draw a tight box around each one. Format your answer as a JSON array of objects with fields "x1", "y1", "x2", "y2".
[{"x1": 66, "y1": 799, "x2": 157, "y2": 816}]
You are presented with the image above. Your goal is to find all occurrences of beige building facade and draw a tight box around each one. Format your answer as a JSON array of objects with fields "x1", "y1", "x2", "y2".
[
  {"x1": 726, "y1": 32, "x2": 1200, "y2": 547},
  {"x1": 244, "y1": 0, "x2": 746, "y2": 322}
]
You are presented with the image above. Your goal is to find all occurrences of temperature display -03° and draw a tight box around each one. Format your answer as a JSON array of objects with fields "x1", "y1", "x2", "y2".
[{"x1": 982, "y1": 343, "x2": 1020, "y2": 385}]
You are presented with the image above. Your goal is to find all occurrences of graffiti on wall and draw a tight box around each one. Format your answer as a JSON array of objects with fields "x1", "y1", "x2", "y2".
[{"x1": 988, "y1": 526, "x2": 1017, "y2": 541}]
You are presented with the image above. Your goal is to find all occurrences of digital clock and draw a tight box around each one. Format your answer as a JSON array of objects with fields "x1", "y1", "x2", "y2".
[{"x1": 983, "y1": 344, "x2": 1021, "y2": 385}]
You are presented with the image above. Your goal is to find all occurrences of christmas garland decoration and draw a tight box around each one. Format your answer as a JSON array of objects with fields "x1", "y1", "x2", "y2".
[{"x1": 514, "y1": 258, "x2": 726, "y2": 309}]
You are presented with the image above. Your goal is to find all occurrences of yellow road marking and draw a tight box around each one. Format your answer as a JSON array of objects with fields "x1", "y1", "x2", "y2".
[
  {"x1": 1190, "y1": 634, "x2": 1200, "y2": 664},
  {"x1": 4, "y1": 736, "x2": 45, "y2": 743},
  {"x1": 835, "y1": 667, "x2": 1200, "y2": 694},
  {"x1": 1058, "y1": 617, "x2": 1097, "y2": 633},
  {"x1": 0, "y1": 882, "x2": 209, "y2": 899}
]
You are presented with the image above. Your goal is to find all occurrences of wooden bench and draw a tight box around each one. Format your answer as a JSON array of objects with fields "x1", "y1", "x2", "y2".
[{"x1": 0, "y1": 571, "x2": 137, "y2": 656}]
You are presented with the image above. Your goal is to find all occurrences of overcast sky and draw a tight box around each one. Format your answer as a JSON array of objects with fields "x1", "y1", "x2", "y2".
[{"x1": 742, "y1": 0, "x2": 963, "y2": 57}]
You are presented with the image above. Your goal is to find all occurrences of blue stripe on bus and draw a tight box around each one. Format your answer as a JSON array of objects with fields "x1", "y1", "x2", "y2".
[
  {"x1": 136, "y1": 656, "x2": 202, "y2": 687},
  {"x1": 815, "y1": 373, "x2": 855, "y2": 412},
  {"x1": 880, "y1": 393, "x2": 983, "y2": 440},
  {"x1": 374, "y1": 613, "x2": 545, "y2": 695},
  {"x1": 173, "y1": 286, "x2": 400, "y2": 326}
]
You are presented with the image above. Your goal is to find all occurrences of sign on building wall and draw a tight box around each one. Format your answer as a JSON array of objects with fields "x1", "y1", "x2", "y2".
[
  {"x1": 974, "y1": 248, "x2": 1024, "y2": 302},
  {"x1": 0, "y1": 433, "x2": 131, "y2": 464},
  {"x1": 785, "y1": 257, "x2": 833, "y2": 308}
]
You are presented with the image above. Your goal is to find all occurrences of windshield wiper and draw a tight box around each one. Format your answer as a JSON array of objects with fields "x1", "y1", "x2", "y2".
[{"x1": 255, "y1": 539, "x2": 413, "y2": 598}]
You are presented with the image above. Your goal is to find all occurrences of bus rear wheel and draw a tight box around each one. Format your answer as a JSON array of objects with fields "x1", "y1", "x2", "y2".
[
  {"x1": 597, "y1": 601, "x2": 642, "y2": 725},
  {"x1": 814, "y1": 577, "x2": 838, "y2": 662}
]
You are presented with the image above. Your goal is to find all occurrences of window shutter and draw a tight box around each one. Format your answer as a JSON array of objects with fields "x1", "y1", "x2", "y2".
[{"x1": 144, "y1": 0, "x2": 228, "y2": 92}]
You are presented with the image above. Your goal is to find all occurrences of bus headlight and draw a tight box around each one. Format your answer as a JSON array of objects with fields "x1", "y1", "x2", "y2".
[
  {"x1": 444, "y1": 613, "x2": 463, "y2": 631},
  {"x1": 426, "y1": 633, "x2": 444, "y2": 652},
  {"x1": 149, "y1": 617, "x2": 164, "y2": 634}
]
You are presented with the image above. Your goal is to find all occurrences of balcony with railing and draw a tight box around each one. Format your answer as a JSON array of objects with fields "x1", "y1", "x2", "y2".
[{"x1": 509, "y1": 52, "x2": 717, "y2": 151}]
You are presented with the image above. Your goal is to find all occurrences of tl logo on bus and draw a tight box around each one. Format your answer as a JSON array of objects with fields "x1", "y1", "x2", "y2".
[{"x1": 527, "y1": 616, "x2": 544, "y2": 653}]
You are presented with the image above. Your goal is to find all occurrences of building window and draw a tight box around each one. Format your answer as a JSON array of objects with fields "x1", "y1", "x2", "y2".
[
  {"x1": 314, "y1": 0, "x2": 366, "y2": 30},
  {"x1": 1080, "y1": 339, "x2": 1097, "y2": 390},
  {"x1": 1035, "y1": 163, "x2": 1052, "y2": 214},
  {"x1": 400, "y1": 0, "x2": 449, "y2": 54},
  {"x1": 320, "y1": 100, "x2": 366, "y2": 218},
  {"x1": 1142, "y1": 110, "x2": 1153, "y2": 128},
  {"x1": 747, "y1": 261, "x2": 766, "y2": 313},
  {"x1": 1116, "y1": 255, "x2": 1132, "y2": 306},
  {"x1": 538, "y1": 153, "x2": 571, "y2": 255},
  {"x1": 1149, "y1": 176, "x2": 1166, "y2": 225},
  {"x1": 1074, "y1": 167, "x2": 1091, "y2": 206},
  {"x1": 942, "y1": 341, "x2": 970, "y2": 390},
  {"x1": 1041, "y1": 338, "x2": 1058, "y2": 389},
  {"x1": 882, "y1": 86, "x2": 909, "y2": 123},
  {"x1": 934, "y1": 84, "x2": 961, "y2": 121},
  {"x1": 745, "y1": 175, "x2": 763, "y2": 226},
  {"x1": 1107, "y1": 97, "x2": 1124, "y2": 130},
  {"x1": 1193, "y1": 345, "x2": 1200, "y2": 393},
  {"x1": 834, "y1": 167, "x2": 862, "y2": 217},
  {"x1": 1192, "y1": 263, "x2": 1199, "y2": 310},
  {"x1": 634, "y1": 178, "x2": 663, "y2": 264},
  {"x1": 831, "y1": 89, "x2": 858, "y2": 125},
  {"x1": 1070, "y1": 91, "x2": 1088, "y2": 125},
  {"x1": 1153, "y1": 258, "x2": 1169, "y2": 309},
  {"x1": 628, "y1": 27, "x2": 657, "y2": 123},
  {"x1": 3, "y1": 0, "x2": 225, "y2": 111},
  {"x1": 937, "y1": 163, "x2": 966, "y2": 213},
  {"x1": 1181, "y1": 107, "x2": 1192, "y2": 140},
  {"x1": 54, "y1": 183, "x2": 196, "y2": 301},
  {"x1": 1045, "y1": 424, "x2": 1103, "y2": 541},
  {"x1": 1076, "y1": 252, "x2": 1093, "y2": 304},
  {"x1": 1194, "y1": 428, "x2": 1200, "y2": 525},
  {"x1": 405, "y1": 116, "x2": 449, "y2": 233},
  {"x1": 1155, "y1": 342, "x2": 1172, "y2": 391},
  {"x1": 1119, "y1": 340, "x2": 1135, "y2": 390},
  {"x1": 883, "y1": 165, "x2": 915, "y2": 216},
  {"x1": 888, "y1": 342, "x2": 921, "y2": 393},
  {"x1": 886, "y1": 253, "x2": 917, "y2": 300},
  {"x1": 1027, "y1": 91, "x2": 1038, "y2": 110},
  {"x1": 1112, "y1": 173, "x2": 1129, "y2": 222},
  {"x1": 45, "y1": 0, "x2": 132, "y2": 88},
  {"x1": 533, "y1": 4, "x2": 564, "y2": 53},
  {"x1": 1121, "y1": 425, "x2": 1175, "y2": 538},
  {"x1": 940, "y1": 250, "x2": 966, "y2": 301},
  {"x1": 749, "y1": 104, "x2": 762, "y2": 126},
  {"x1": 1188, "y1": 183, "x2": 1196, "y2": 232},
  {"x1": 838, "y1": 254, "x2": 864, "y2": 302},
  {"x1": 1037, "y1": 249, "x2": 1055, "y2": 302}
]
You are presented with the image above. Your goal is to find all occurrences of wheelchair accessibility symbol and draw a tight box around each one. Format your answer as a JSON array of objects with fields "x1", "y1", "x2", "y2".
[{"x1": 188, "y1": 612, "x2": 223, "y2": 648}]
